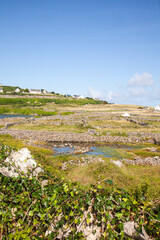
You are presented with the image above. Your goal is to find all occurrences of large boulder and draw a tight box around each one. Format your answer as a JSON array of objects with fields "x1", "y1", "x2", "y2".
[{"x1": 0, "y1": 148, "x2": 43, "y2": 178}]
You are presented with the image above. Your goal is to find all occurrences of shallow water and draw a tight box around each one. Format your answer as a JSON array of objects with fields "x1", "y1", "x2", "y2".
[
  {"x1": 0, "y1": 114, "x2": 33, "y2": 119},
  {"x1": 53, "y1": 144, "x2": 135, "y2": 159}
]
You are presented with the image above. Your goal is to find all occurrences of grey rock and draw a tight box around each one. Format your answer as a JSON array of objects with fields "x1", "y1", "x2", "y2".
[
  {"x1": 110, "y1": 159, "x2": 123, "y2": 167},
  {"x1": 124, "y1": 221, "x2": 136, "y2": 237},
  {"x1": 0, "y1": 148, "x2": 43, "y2": 178}
]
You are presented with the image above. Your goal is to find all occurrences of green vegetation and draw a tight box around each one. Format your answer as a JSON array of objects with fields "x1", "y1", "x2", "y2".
[
  {"x1": 2, "y1": 86, "x2": 23, "y2": 94},
  {"x1": 0, "y1": 97, "x2": 105, "y2": 116},
  {"x1": 0, "y1": 135, "x2": 160, "y2": 198},
  {"x1": 0, "y1": 107, "x2": 57, "y2": 116},
  {"x1": 9, "y1": 122, "x2": 95, "y2": 133},
  {"x1": 0, "y1": 98, "x2": 53, "y2": 106},
  {"x1": 0, "y1": 143, "x2": 160, "y2": 239},
  {"x1": 60, "y1": 111, "x2": 74, "y2": 115},
  {"x1": 0, "y1": 97, "x2": 103, "y2": 107},
  {"x1": 110, "y1": 132, "x2": 129, "y2": 137},
  {"x1": 0, "y1": 97, "x2": 159, "y2": 238}
]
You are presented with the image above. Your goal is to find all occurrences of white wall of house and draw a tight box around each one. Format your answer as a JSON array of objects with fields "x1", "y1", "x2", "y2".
[
  {"x1": 155, "y1": 105, "x2": 160, "y2": 111},
  {"x1": 15, "y1": 88, "x2": 20, "y2": 93},
  {"x1": 30, "y1": 89, "x2": 42, "y2": 94}
]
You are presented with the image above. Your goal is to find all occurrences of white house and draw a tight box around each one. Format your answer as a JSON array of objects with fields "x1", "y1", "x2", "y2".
[
  {"x1": 15, "y1": 88, "x2": 20, "y2": 93},
  {"x1": 0, "y1": 83, "x2": 3, "y2": 93},
  {"x1": 72, "y1": 95, "x2": 85, "y2": 99},
  {"x1": 30, "y1": 89, "x2": 42, "y2": 94},
  {"x1": 42, "y1": 89, "x2": 47, "y2": 94},
  {"x1": 78, "y1": 95, "x2": 85, "y2": 99},
  {"x1": 155, "y1": 105, "x2": 160, "y2": 111}
]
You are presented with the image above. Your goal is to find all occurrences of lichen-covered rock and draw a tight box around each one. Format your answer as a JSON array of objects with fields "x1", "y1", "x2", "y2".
[
  {"x1": 110, "y1": 159, "x2": 123, "y2": 167},
  {"x1": 123, "y1": 221, "x2": 136, "y2": 237},
  {"x1": 0, "y1": 148, "x2": 43, "y2": 177}
]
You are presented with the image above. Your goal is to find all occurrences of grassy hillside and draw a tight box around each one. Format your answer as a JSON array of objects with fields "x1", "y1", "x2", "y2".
[{"x1": 0, "y1": 96, "x2": 106, "y2": 116}]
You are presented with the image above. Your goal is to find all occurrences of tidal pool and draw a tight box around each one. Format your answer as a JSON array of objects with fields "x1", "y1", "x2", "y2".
[{"x1": 52, "y1": 143, "x2": 137, "y2": 159}]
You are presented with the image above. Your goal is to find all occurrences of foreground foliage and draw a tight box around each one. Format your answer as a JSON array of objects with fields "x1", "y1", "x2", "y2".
[{"x1": 0, "y1": 144, "x2": 160, "y2": 239}]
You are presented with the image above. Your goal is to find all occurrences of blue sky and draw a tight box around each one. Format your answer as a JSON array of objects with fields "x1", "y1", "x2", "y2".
[{"x1": 0, "y1": 0, "x2": 160, "y2": 106}]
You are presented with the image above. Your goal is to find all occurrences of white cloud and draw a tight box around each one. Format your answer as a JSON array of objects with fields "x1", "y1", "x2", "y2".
[
  {"x1": 128, "y1": 72, "x2": 154, "y2": 87},
  {"x1": 107, "y1": 91, "x2": 121, "y2": 101},
  {"x1": 152, "y1": 88, "x2": 160, "y2": 100},
  {"x1": 87, "y1": 87, "x2": 102, "y2": 99},
  {"x1": 128, "y1": 88, "x2": 147, "y2": 97}
]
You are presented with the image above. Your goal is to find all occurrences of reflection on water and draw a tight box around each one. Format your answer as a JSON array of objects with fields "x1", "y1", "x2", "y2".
[{"x1": 53, "y1": 144, "x2": 134, "y2": 159}]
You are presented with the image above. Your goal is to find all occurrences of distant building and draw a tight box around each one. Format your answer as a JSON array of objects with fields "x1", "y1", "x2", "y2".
[
  {"x1": 30, "y1": 89, "x2": 42, "y2": 94},
  {"x1": 72, "y1": 95, "x2": 79, "y2": 99},
  {"x1": 0, "y1": 83, "x2": 3, "y2": 93},
  {"x1": 41, "y1": 89, "x2": 49, "y2": 94},
  {"x1": 0, "y1": 87, "x2": 3, "y2": 93},
  {"x1": 15, "y1": 88, "x2": 20, "y2": 93},
  {"x1": 72, "y1": 95, "x2": 85, "y2": 99},
  {"x1": 78, "y1": 95, "x2": 85, "y2": 99},
  {"x1": 155, "y1": 105, "x2": 160, "y2": 111}
]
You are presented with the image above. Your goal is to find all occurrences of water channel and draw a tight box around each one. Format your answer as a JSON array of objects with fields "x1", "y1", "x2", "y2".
[{"x1": 0, "y1": 114, "x2": 33, "y2": 119}]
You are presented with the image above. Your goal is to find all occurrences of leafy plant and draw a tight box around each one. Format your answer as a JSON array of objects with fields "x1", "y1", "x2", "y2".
[{"x1": 0, "y1": 144, "x2": 160, "y2": 239}]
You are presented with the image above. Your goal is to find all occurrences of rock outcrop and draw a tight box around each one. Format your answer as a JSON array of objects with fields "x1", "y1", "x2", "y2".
[
  {"x1": 0, "y1": 148, "x2": 43, "y2": 178},
  {"x1": 122, "y1": 156, "x2": 160, "y2": 166}
]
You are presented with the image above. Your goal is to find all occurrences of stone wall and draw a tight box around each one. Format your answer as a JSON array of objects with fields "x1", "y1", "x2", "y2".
[{"x1": 0, "y1": 128, "x2": 160, "y2": 144}]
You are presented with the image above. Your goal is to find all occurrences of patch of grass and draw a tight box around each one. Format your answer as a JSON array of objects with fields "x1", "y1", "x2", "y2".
[
  {"x1": 130, "y1": 148, "x2": 160, "y2": 158},
  {"x1": 0, "y1": 134, "x2": 25, "y2": 149},
  {"x1": 9, "y1": 122, "x2": 95, "y2": 133},
  {"x1": 0, "y1": 107, "x2": 57, "y2": 116},
  {"x1": 110, "y1": 131, "x2": 129, "y2": 137},
  {"x1": 66, "y1": 159, "x2": 160, "y2": 197},
  {"x1": 60, "y1": 111, "x2": 74, "y2": 115},
  {"x1": 88, "y1": 118, "x2": 160, "y2": 134}
]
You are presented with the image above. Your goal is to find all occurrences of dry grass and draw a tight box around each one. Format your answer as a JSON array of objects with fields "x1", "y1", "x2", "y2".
[
  {"x1": 9, "y1": 122, "x2": 91, "y2": 133},
  {"x1": 65, "y1": 159, "x2": 160, "y2": 197}
]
